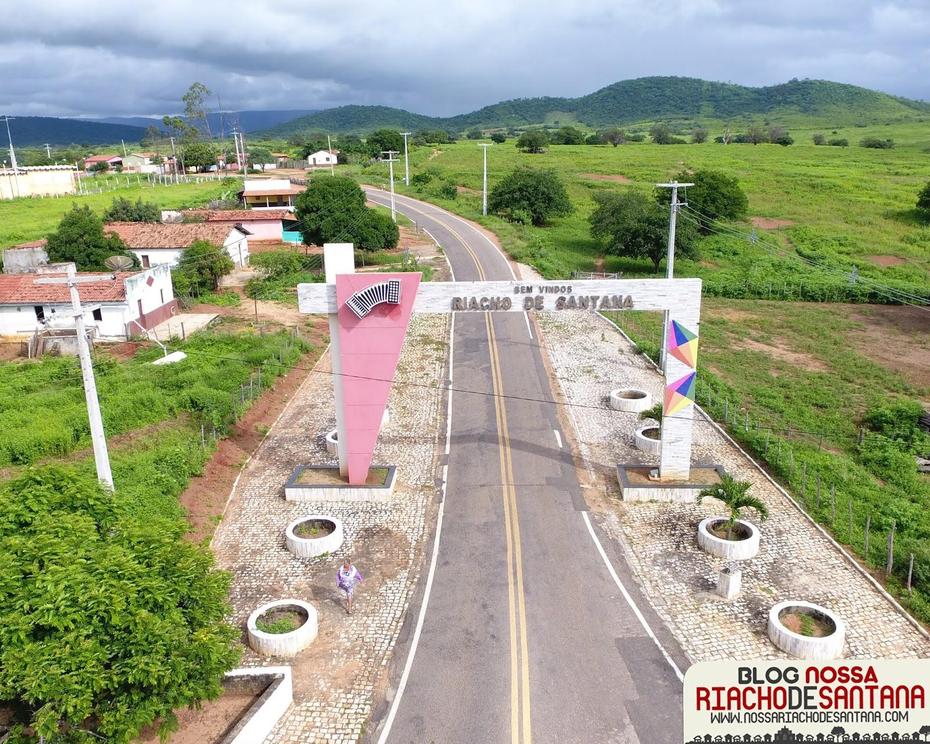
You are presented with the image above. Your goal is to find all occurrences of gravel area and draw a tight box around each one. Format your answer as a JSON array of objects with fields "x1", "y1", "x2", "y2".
[
  {"x1": 537, "y1": 310, "x2": 930, "y2": 661},
  {"x1": 212, "y1": 313, "x2": 449, "y2": 743}
]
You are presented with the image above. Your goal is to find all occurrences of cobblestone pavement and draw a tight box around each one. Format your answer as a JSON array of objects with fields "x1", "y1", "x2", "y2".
[
  {"x1": 212, "y1": 314, "x2": 449, "y2": 743},
  {"x1": 537, "y1": 310, "x2": 930, "y2": 661}
]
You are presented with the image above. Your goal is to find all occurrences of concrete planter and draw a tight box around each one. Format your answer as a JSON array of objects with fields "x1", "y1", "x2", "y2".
[
  {"x1": 697, "y1": 517, "x2": 761, "y2": 560},
  {"x1": 284, "y1": 464, "x2": 397, "y2": 502},
  {"x1": 633, "y1": 425, "x2": 662, "y2": 456},
  {"x1": 609, "y1": 388, "x2": 652, "y2": 413},
  {"x1": 285, "y1": 516, "x2": 344, "y2": 558},
  {"x1": 247, "y1": 599, "x2": 318, "y2": 658},
  {"x1": 768, "y1": 600, "x2": 845, "y2": 660},
  {"x1": 221, "y1": 667, "x2": 293, "y2": 744}
]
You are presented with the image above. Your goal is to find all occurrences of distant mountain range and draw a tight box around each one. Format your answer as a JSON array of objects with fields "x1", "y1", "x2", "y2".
[
  {"x1": 8, "y1": 110, "x2": 316, "y2": 147},
  {"x1": 259, "y1": 77, "x2": 930, "y2": 136},
  {"x1": 8, "y1": 77, "x2": 929, "y2": 147}
]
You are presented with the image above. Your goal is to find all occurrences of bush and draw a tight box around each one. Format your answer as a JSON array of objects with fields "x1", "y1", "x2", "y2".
[
  {"x1": 465, "y1": 128, "x2": 483, "y2": 140},
  {"x1": 434, "y1": 181, "x2": 458, "y2": 200},
  {"x1": 294, "y1": 176, "x2": 366, "y2": 246},
  {"x1": 410, "y1": 171, "x2": 434, "y2": 187},
  {"x1": 47, "y1": 204, "x2": 137, "y2": 271},
  {"x1": 250, "y1": 250, "x2": 309, "y2": 279},
  {"x1": 488, "y1": 167, "x2": 572, "y2": 226},
  {"x1": 550, "y1": 126, "x2": 585, "y2": 145},
  {"x1": 319, "y1": 207, "x2": 399, "y2": 252},
  {"x1": 691, "y1": 128, "x2": 708, "y2": 144},
  {"x1": 0, "y1": 468, "x2": 239, "y2": 743},
  {"x1": 812, "y1": 133, "x2": 826, "y2": 145},
  {"x1": 103, "y1": 197, "x2": 160, "y2": 222},
  {"x1": 657, "y1": 169, "x2": 748, "y2": 227},
  {"x1": 515, "y1": 129, "x2": 549, "y2": 153},
  {"x1": 173, "y1": 240, "x2": 234, "y2": 297},
  {"x1": 860, "y1": 137, "x2": 894, "y2": 149},
  {"x1": 490, "y1": 132, "x2": 507, "y2": 144},
  {"x1": 828, "y1": 138, "x2": 849, "y2": 147},
  {"x1": 916, "y1": 181, "x2": 930, "y2": 215}
]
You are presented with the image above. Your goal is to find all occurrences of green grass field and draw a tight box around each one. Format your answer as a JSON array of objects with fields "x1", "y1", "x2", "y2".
[
  {"x1": 0, "y1": 176, "x2": 242, "y2": 248},
  {"x1": 349, "y1": 132, "x2": 930, "y2": 299}
]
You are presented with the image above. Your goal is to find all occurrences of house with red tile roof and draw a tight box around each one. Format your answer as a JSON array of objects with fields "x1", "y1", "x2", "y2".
[
  {"x1": 105, "y1": 222, "x2": 250, "y2": 268},
  {"x1": 0, "y1": 264, "x2": 177, "y2": 340},
  {"x1": 181, "y1": 208, "x2": 293, "y2": 241},
  {"x1": 83, "y1": 154, "x2": 123, "y2": 171}
]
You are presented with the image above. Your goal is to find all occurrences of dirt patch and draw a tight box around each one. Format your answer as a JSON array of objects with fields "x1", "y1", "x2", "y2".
[
  {"x1": 180, "y1": 322, "x2": 328, "y2": 543},
  {"x1": 582, "y1": 173, "x2": 632, "y2": 184},
  {"x1": 456, "y1": 185, "x2": 480, "y2": 196},
  {"x1": 294, "y1": 465, "x2": 390, "y2": 486},
  {"x1": 778, "y1": 609, "x2": 835, "y2": 638},
  {"x1": 427, "y1": 148, "x2": 443, "y2": 160},
  {"x1": 107, "y1": 341, "x2": 146, "y2": 360},
  {"x1": 866, "y1": 254, "x2": 908, "y2": 267},
  {"x1": 735, "y1": 338, "x2": 829, "y2": 373},
  {"x1": 845, "y1": 304, "x2": 930, "y2": 389},
  {"x1": 750, "y1": 217, "x2": 795, "y2": 230},
  {"x1": 135, "y1": 691, "x2": 259, "y2": 744}
]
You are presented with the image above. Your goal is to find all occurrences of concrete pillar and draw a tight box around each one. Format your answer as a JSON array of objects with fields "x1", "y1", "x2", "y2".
[
  {"x1": 717, "y1": 567, "x2": 741, "y2": 600},
  {"x1": 323, "y1": 243, "x2": 355, "y2": 478}
]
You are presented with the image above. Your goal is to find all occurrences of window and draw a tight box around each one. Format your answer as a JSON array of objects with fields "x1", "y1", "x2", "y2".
[
  {"x1": 33, "y1": 306, "x2": 45, "y2": 321},
  {"x1": 160, "y1": 289, "x2": 164, "y2": 304},
  {"x1": 141, "y1": 255, "x2": 150, "y2": 268},
  {"x1": 92, "y1": 308, "x2": 103, "y2": 322}
]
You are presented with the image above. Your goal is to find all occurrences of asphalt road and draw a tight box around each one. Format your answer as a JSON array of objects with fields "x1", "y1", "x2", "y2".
[{"x1": 363, "y1": 188, "x2": 688, "y2": 744}]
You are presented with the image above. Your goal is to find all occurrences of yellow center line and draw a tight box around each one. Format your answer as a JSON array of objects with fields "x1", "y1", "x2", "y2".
[{"x1": 486, "y1": 313, "x2": 532, "y2": 744}]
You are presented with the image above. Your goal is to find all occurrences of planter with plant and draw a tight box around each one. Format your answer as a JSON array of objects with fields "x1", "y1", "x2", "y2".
[
  {"x1": 767, "y1": 600, "x2": 845, "y2": 659},
  {"x1": 285, "y1": 515, "x2": 344, "y2": 558},
  {"x1": 696, "y1": 474, "x2": 768, "y2": 560},
  {"x1": 634, "y1": 402, "x2": 663, "y2": 455},
  {"x1": 247, "y1": 599, "x2": 318, "y2": 657}
]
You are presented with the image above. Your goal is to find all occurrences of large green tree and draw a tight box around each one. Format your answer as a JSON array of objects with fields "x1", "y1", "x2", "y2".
[
  {"x1": 180, "y1": 142, "x2": 217, "y2": 172},
  {"x1": 515, "y1": 129, "x2": 549, "y2": 153},
  {"x1": 103, "y1": 197, "x2": 160, "y2": 223},
  {"x1": 0, "y1": 468, "x2": 239, "y2": 743},
  {"x1": 551, "y1": 126, "x2": 585, "y2": 145},
  {"x1": 366, "y1": 129, "x2": 404, "y2": 156},
  {"x1": 657, "y1": 169, "x2": 748, "y2": 229},
  {"x1": 46, "y1": 205, "x2": 136, "y2": 271},
  {"x1": 319, "y1": 207, "x2": 399, "y2": 251},
  {"x1": 294, "y1": 177, "x2": 367, "y2": 246},
  {"x1": 589, "y1": 190, "x2": 697, "y2": 272},
  {"x1": 917, "y1": 181, "x2": 930, "y2": 216},
  {"x1": 173, "y1": 240, "x2": 234, "y2": 297},
  {"x1": 488, "y1": 167, "x2": 572, "y2": 226}
]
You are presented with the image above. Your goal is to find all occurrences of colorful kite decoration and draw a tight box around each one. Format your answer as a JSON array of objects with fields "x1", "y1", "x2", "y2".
[
  {"x1": 667, "y1": 320, "x2": 699, "y2": 368},
  {"x1": 664, "y1": 371, "x2": 697, "y2": 417}
]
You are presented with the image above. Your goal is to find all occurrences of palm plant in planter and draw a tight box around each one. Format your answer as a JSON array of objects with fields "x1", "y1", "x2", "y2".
[
  {"x1": 698, "y1": 474, "x2": 769, "y2": 540},
  {"x1": 638, "y1": 402, "x2": 664, "y2": 439}
]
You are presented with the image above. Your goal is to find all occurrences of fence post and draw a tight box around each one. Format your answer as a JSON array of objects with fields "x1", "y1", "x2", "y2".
[
  {"x1": 848, "y1": 496, "x2": 853, "y2": 540},
  {"x1": 744, "y1": 411, "x2": 749, "y2": 432},
  {"x1": 816, "y1": 473, "x2": 821, "y2": 510},
  {"x1": 908, "y1": 553, "x2": 914, "y2": 593},
  {"x1": 886, "y1": 520, "x2": 896, "y2": 576},
  {"x1": 181, "y1": 322, "x2": 186, "y2": 340},
  {"x1": 830, "y1": 483, "x2": 836, "y2": 524},
  {"x1": 865, "y1": 514, "x2": 871, "y2": 560},
  {"x1": 724, "y1": 399, "x2": 729, "y2": 424},
  {"x1": 201, "y1": 423, "x2": 205, "y2": 448}
]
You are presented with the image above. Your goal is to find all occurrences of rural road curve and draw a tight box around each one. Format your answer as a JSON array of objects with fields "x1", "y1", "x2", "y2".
[{"x1": 362, "y1": 187, "x2": 687, "y2": 744}]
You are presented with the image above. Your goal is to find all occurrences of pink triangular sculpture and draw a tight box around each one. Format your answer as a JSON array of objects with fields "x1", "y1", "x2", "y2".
[{"x1": 335, "y1": 273, "x2": 421, "y2": 484}]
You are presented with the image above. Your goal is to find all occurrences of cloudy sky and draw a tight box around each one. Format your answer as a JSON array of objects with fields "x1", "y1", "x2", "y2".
[{"x1": 2, "y1": 0, "x2": 929, "y2": 118}]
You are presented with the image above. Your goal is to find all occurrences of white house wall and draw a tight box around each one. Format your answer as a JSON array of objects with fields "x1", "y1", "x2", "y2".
[
  {"x1": 224, "y1": 233, "x2": 250, "y2": 267},
  {"x1": 129, "y1": 248, "x2": 184, "y2": 267}
]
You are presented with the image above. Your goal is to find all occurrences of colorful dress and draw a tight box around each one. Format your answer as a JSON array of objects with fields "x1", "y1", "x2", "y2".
[{"x1": 337, "y1": 565, "x2": 363, "y2": 597}]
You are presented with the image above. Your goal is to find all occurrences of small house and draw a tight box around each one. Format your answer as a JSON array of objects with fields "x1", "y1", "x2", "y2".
[
  {"x1": 83, "y1": 154, "x2": 123, "y2": 172},
  {"x1": 307, "y1": 150, "x2": 338, "y2": 168},
  {"x1": 122, "y1": 152, "x2": 163, "y2": 174},
  {"x1": 0, "y1": 264, "x2": 177, "y2": 340},
  {"x1": 240, "y1": 179, "x2": 304, "y2": 210},
  {"x1": 105, "y1": 222, "x2": 250, "y2": 268},
  {"x1": 182, "y1": 209, "x2": 293, "y2": 242}
]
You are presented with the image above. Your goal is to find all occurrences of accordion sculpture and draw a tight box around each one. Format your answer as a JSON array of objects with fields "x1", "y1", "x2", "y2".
[{"x1": 345, "y1": 279, "x2": 402, "y2": 319}]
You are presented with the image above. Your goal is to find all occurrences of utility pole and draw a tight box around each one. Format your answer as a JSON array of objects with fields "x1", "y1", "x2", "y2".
[
  {"x1": 478, "y1": 143, "x2": 492, "y2": 216},
  {"x1": 239, "y1": 130, "x2": 248, "y2": 175},
  {"x1": 121, "y1": 139, "x2": 127, "y2": 157},
  {"x1": 3, "y1": 115, "x2": 21, "y2": 198},
  {"x1": 382, "y1": 150, "x2": 399, "y2": 222},
  {"x1": 169, "y1": 136, "x2": 179, "y2": 184},
  {"x1": 400, "y1": 132, "x2": 411, "y2": 185},
  {"x1": 656, "y1": 180, "x2": 693, "y2": 368},
  {"x1": 327, "y1": 134, "x2": 335, "y2": 176},
  {"x1": 232, "y1": 130, "x2": 242, "y2": 173},
  {"x1": 44, "y1": 143, "x2": 51, "y2": 159},
  {"x1": 34, "y1": 266, "x2": 114, "y2": 489}
]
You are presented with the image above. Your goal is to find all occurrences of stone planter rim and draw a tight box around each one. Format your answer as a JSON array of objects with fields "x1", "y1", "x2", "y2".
[
  {"x1": 247, "y1": 599, "x2": 316, "y2": 642},
  {"x1": 285, "y1": 515, "x2": 342, "y2": 544},
  {"x1": 769, "y1": 600, "x2": 844, "y2": 643},
  {"x1": 635, "y1": 423, "x2": 660, "y2": 438},
  {"x1": 698, "y1": 516, "x2": 758, "y2": 542},
  {"x1": 612, "y1": 387, "x2": 649, "y2": 400}
]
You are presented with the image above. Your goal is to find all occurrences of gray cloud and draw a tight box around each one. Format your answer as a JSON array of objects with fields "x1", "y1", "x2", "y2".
[{"x1": 1, "y1": 0, "x2": 928, "y2": 118}]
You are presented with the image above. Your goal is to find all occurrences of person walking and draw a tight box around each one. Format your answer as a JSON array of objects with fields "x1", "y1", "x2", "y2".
[{"x1": 337, "y1": 560, "x2": 363, "y2": 615}]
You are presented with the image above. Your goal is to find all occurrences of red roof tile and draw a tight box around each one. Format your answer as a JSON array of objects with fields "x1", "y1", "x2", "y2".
[
  {"x1": 184, "y1": 209, "x2": 292, "y2": 222},
  {"x1": 105, "y1": 222, "x2": 242, "y2": 249},
  {"x1": 0, "y1": 272, "x2": 140, "y2": 305}
]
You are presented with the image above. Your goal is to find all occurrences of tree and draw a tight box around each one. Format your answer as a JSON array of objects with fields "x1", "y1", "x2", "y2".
[
  {"x1": 141, "y1": 124, "x2": 163, "y2": 151},
  {"x1": 697, "y1": 474, "x2": 769, "y2": 539},
  {"x1": 515, "y1": 129, "x2": 549, "y2": 153},
  {"x1": 691, "y1": 128, "x2": 708, "y2": 144},
  {"x1": 603, "y1": 127, "x2": 626, "y2": 147},
  {"x1": 584, "y1": 132, "x2": 605, "y2": 145},
  {"x1": 173, "y1": 240, "x2": 234, "y2": 296},
  {"x1": 0, "y1": 468, "x2": 239, "y2": 743},
  {"x1": 161, "y1": 115, "x2": 196, "y2": 143},
  {"x1": 47, "y1": 205, "x2": 136, "y2": 271},
  {"x1": 103, "y1": 197, "x2": 160, "y2": 223},
  {"x1": 917, "y1": 181, "x2": 930, "y2": 215},
  {"x1": 589, "y1": 190, "x2": 697, "y2": 273},
  {"x1": 247, "y1": 145, "x2": 275, "y2": 169},
  {"x1": 182, "y1": 81, "x2": 212, "y2": 137},
  {"x1": 812, "y1": 132, "x2": 826, "y2": 145},
  {"x1": 860, "y1": 136, "x2": 894, "y2": 149},
  {"x1": 657, "y1": 169, "x2": 748, "y2": 229},
  {"x1": 746, "y1": 124, "x2": 767, "y2": 145},
  {"x1": 294, "y1": 177, "x2": 366, "y2": 246},
  {"x1": 551, "y1": 126, "x2": 584, "y2": 145},
  {"x1": 319, "y1": 207, "x2": 399, "y2": 251},
  {"x1": 366, "y1": 129, "x2": 404, "y2": 156},
  {"x1": 830, "y1": 726, "x2": 846, "y2": 742},
  {"x1": 89, "y1": 160, "x2": 110, "y2": 175},
  {"x1": 490, "y1": 132, "x2": 507, "y2": 144},
  {"x1": 181, "y1": 141, "x2": 217, "y2": 172},
  {"x1": 466, "y1": 128, "x2": 483, "y2": 140},
  {"x1": 488, "y1": 167, "x2": 572, "y2": 226}
]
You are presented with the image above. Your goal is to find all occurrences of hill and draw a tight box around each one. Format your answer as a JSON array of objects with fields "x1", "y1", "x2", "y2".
[
  {"x1": 91, "y1": 109, "x2": 317, "y2": 134},
  {"x1": 5, "y1": 117, "x2": 148, "y2": 147},
  {"x1": 260, "y1": 77, "x2": 930, "y2": 136}
]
